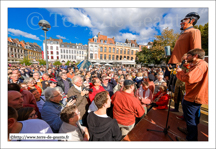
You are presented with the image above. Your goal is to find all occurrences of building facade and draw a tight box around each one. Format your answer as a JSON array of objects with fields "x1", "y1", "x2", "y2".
[
  {"x1": 43, "y1": 37, "x2": 87, "y2": 63},
  {"x1": 88, "y1": 33, "x2": 138, "y2": 66},
  {"x1": 8, "y1": 37, "x2": 42, "y2": 63}
]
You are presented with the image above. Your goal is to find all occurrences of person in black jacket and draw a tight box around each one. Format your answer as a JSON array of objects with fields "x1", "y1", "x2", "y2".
[
  {"x1": 87, "y1": 91, "x2": 122, "y2": 141},
  {"x1": 57, "y1": 72, "x2": 73, "y2": 95}
]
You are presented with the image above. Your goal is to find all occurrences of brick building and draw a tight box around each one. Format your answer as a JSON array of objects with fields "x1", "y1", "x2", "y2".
[{"x1": 8, "y1": 37, "x2": 42, "y2": 63}]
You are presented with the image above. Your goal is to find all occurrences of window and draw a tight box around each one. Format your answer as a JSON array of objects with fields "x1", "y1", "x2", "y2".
[
  {"x1": 136, "y1": 51, "x2": 138, "y2": 54},
  {"x1": 64, "y1": 55, "x2": 65, "y2": 59},
  {"x1": 56, "y1": 51, "x2": 59, "y2": 55},
  {"x1": 71, "y1": 50, "x2": 73, "y2": 54},
  {"x1": 51, "y1": 56, "x2": 54, "y2": 59},
  {"x1": 116, "y1": 48, "x2": 119, "y2": 53},
  {"x1": 51, "y1": 51, "x2": 53, "y2": 54},
  {"x1": 61, "y1": 49, "x2": 62, "y2": 53},
  {"x1": 50, "y1": 41, "x2": 53, "y2": 44},
  {"x1": 104, "y1": 47, "x2": 107, "y2": 52},
  {"x1": 72, "y1": 45, "x2": 75, "y2": 48},
  {"x1": 72, "y1": 55, "x2": 73, "y2": 59},
  {"x1": 109, "y1": 47, "x2": 111, "y2": 52},
  {"x1": 120, "y1": 49, "x2": 122, "y2": 54},
  {"x1": 69, "y1": 50, "x2": 71, "y2": 54},
  {"x1": 127, "y1": 49, "x2": 130, "y2": 54},
  {"x1": 113, "y1": 48, "x2": 115, "y2": 53},
  {"x1": 79, "y1": 51, "x2": 81, "y2": 54},
  {"x1": 100, "y1": 47, "x2": 103, "y2": 52},
  {"x1": 127, "y1": 56, "x2": 129, "y2": 60},
  {"x1": 47, "y1": 46, "x2": 49, "y2": 50},
  {"x1": 124, "y1": 49, "x2": 126, "y2": 54},
  {"x1": 105, "y1": 40, "x2": 107, "y2": 43},
  {"x1": 66, "y1": 50, "x2": 68, "y2": 54},
  {"x1": 104, "y1": 54, "x2": 106, "y2": 60},
  {"x1": 131, "y1": 57, "x2": 133, "y2": 60},
  {"x1": 101, "y1": 40, "x2": 103, "y2": 43},
  {"x1": 47, "y1": 51, "x2": 49, "y2": 54},
  {"x1": 74, "y1": 55, "x2": 76, "y2": 59},
  {"x1": 94, "y1": 38, "x2": 97, "y2": 42},
  {"x1": 66, "y1": 55, "x2": 68, "y2": 59},
  {"x1": 47, "y1": 56, "x2": 49, "y2": 59},
  {"x1": 67, "y1": 45, "x2": 70, "y2": 48},
  {"x1": 56, "y1": 42, "x2": 59, "y2": 44},
  {"x1": 132, "y1": 44, "x2": 135, "y2": 47},
  {"x1": 56, "y1": 46, "x2": 58, "y2": 50},
  {"x1": 57, "y1": 56, "x2": 59, "y2": 59},
  {"x1": 109, "y1": 55, "x2": 111, "y2": 60},
  {"x1": 90, "y1": 53, "x2": 93, "y2": 59},
  {"x1": 112, "y1": 55, "x2": 114, "y2": 60},
  {"x1": 61, "y1": 44, "x2": 64, "y2": 47},
  {"x1": 131, "y1": 50, "x2": 134, "y2": 55},
  {"x1": 18, "y1": 49, "x2": 19, "y2": 53},
  {"x1": 116, "y1": 55, "x2": 118, "y2": 60},
  {"x1": 69, "y1": 55, "x2": 71, "y2": 59},
  {"x1": 100, "y1": 54, "x2": 103, "y2": 60},
  {"x1": 82, "y1": 51, "x2": 83, "y2": 54},
  {"x1": 50, "y1": 46, "x2": 53, "y2": 50}
]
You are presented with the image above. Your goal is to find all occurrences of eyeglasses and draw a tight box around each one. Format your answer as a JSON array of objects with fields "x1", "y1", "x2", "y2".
[
  {"x1": 52, "y1": 93, "x2": 62, "y2": 98},
  {"x1": 29, "y1": 112, "x2": 37, "y2": 118},
  {"x1": 73, "y1": 112, "x2": 80, "y2": 117}
]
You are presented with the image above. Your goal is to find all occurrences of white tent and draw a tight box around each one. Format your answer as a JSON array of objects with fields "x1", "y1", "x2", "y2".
[
  {"x1": 105, "y1": 63, "x2": 112, "y2": 66},
  {"x1": 94, "y1": 63, "x2": 101, "y2": 65}
]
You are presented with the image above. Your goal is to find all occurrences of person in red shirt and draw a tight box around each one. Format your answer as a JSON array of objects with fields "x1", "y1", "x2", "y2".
[
  {"x1": 112, "y1": 80, "x2": 144, "y2": 138},
  {"x1": 88, "y1": 78, "x2": 105, "y2": 104}
]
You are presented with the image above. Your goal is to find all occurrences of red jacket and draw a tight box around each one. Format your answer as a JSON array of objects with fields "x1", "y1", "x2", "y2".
[
  {"x1": 153, "y1": 91, "x2": 170, "y2": 110},
  {"x1": 112, "y1": 91, "x2": 145, "y2": 126},
  {"x1": 88, "y1": 86, "x2": 106, "y2": 103}
]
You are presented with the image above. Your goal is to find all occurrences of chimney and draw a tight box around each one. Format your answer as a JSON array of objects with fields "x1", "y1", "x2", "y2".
[
  {"x1": 98, "y1": 32, "x2": 100, "y2": 37},
  {"x1": 113, "y1": 37, "x2": 115, "y2": 41},
  {"x1": 135, "y1": 40, "x2": 136, "y2": 43}
]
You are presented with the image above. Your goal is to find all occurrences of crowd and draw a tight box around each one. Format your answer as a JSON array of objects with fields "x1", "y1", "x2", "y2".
[
  {"x1": 8, "y1": 49, "x2": 208, "y2": 142},
  {"x1": 8, "y1": 60, "x2": 175, "y2": 141}
]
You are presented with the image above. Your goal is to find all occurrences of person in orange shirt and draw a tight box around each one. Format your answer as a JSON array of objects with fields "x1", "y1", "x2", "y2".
[
  {"x1": 175, "y1": 48, "x2": 208, "y2": 141},
  {"x1": 67, "y1": 68, "x2": 75, "y2": 81},
  {"x1": 168, "y1": 12, "x2": 201, "y2": 65}
]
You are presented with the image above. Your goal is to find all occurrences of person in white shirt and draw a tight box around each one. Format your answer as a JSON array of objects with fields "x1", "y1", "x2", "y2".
[{"x1": 154, "y1": 72, "x2": 166, "y2": 94}]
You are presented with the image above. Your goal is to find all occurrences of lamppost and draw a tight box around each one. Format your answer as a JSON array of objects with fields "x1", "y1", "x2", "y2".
[{"x1": 38, "y1": 20, "x2": 51, "y2": 70}]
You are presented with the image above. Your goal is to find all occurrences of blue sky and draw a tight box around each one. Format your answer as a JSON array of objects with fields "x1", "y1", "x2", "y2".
[{"x1": 8, "y1": 8, "x2": 208, "y2": 51}]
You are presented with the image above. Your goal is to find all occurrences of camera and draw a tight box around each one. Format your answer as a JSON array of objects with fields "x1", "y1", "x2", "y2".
[
  {"x1": 82, "y1": 87, "x2": 93, "y2": 92},
  {"x1": 68, "y1": 95, "x2": 77, "y2": 102}
]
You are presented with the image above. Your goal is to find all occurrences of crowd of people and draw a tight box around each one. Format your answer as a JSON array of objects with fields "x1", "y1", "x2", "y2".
[{"x1": 8, "y1": 59, "x2": 178, "y2": 141}]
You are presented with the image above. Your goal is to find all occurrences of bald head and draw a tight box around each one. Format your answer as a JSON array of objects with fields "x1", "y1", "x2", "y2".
[{"x1": 8, "y1": 91, "x2": 24, "y2": 110}]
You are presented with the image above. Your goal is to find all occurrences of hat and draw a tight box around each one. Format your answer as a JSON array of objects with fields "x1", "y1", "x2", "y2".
[
  {"x1": 148, "y1": 74, "x2": 155, "y2": 81},
  {"x1": 124, "y1": 80, "x2": 135, "y2": 86},
  {"x1": 49, "y1": 78, "x2": 57, "y2": 83}
]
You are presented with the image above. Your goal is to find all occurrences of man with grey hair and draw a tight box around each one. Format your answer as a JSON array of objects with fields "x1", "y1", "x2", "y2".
[
  {"x1": 41, "y1": 88, "x2": 75, "y2": 133},
  {"x1": 57, "y1": 72, "x2": 72, "y2": 95},
  {"x1": 67, "y1": 76, "x2": 89, "y2": 126}
]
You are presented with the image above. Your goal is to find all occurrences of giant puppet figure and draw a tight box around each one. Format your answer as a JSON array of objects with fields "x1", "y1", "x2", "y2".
[{"x1": 168, "y1": 12, "x2": 201, "y2": 65}]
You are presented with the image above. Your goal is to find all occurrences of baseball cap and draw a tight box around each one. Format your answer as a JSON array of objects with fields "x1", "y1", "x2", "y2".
[
  {"x1": 49, "y1": 78, "x2": 57, "y2": 83},
  {"x1": 148, "y1": 74, "x2": 155, "y2": 81},
  {"x1": 124, "y1": 80, "x2": 135, "y2": 86}
]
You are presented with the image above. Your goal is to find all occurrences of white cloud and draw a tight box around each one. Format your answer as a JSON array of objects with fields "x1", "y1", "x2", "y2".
[
  {"x1": 56, "y1": 35, "x2": 67, "y2": 39},
  {"x1": 75, "y1": 37, "x2": 78, "y2": 39},
  {"x1": 46, "y1": 8, "x2": 208, "y2": 44},
  {"x1": 8, "y1": 28, "x2": 41, "y2": 41}
]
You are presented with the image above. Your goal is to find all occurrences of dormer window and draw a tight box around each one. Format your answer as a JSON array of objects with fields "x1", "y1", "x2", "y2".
[
  {"x1": 101, "y1": 40, "x2": 103, "y2": 43},
  {"x1": 94, "y1": 39, "x2": 97, "y2": 42}
]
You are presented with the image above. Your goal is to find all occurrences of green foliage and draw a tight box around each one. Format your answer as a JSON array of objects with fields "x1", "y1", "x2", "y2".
[
  {"x1": 136, "y1": 27, "x2": 179, "y2": 64},
  {"x1": 38, "y1": 59, "x2": 46, "y2": 65},
  {"x1": 53, "y1": 60, "x2": 62, "y2": 66},
  {"x1": 65, "y1": 60, "x2": 71, "y2": 66},
  {"x1": 194, "y1": 23, "x2": 208, "y2": 55},
  {"x1": 19, "y1": 58, "x2": 32, "y2": 66}
]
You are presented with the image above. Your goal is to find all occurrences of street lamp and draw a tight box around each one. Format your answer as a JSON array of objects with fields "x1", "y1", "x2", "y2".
[{"x1": 38, "y1": 20, "x2": 51, "y2": 70}]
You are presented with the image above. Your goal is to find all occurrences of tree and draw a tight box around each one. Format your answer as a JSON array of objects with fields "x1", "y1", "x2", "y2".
[
  {"x1": 53, "y1": 60, "x2": 62, "y2": 66},
  {"x1": 38, "y1": 59, "x2": 46, "y2": 65},
  {"x1": 194, "y1": 23, "x2": 208, "y2": 55},
  {"x1": 65, "y1": 60, "x2": 71, "y2": 66},
  {"x1": 19, "y1": 58, "x2": 32, "y2": 66},
  {"x1": 136, "y1": 27, "x2": 179, "y2": 64}
]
